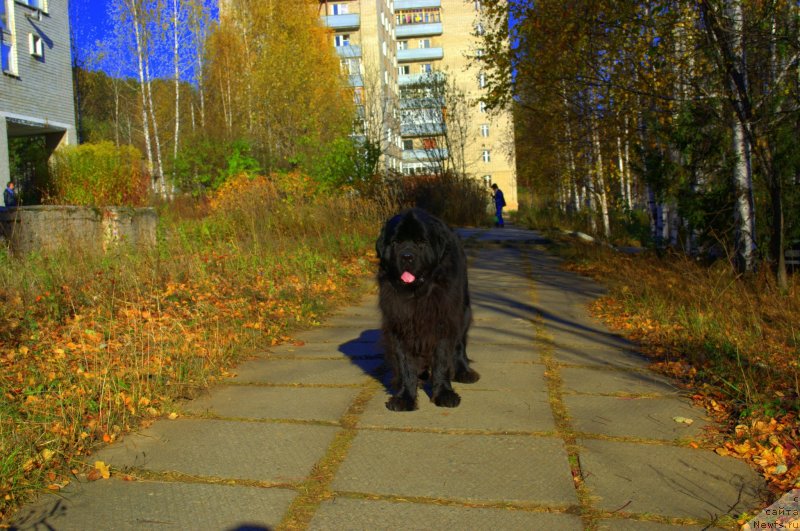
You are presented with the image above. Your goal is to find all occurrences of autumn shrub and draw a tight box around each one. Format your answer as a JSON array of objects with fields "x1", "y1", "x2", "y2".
[
  {"x1": 0, "y1": 174, "x2": 382, "y2": 519},
  {"x1": 557, "y1": 240, "x2": 800, "y2": 492},
  {"x1": 384, "y1": 172, "x2": 492, "y2": 226},
  {"x1": 48, "y1": 142, "x2": 149, "y2": 206}
]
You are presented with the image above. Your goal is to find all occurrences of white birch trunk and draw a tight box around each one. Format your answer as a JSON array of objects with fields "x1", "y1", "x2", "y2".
[
  {"x1": 113, "y1": 79, "x2": 121, "y2": 146},
  {"x1": 129, "y1": 0, "x2": 154, "y2": 181},
  {"x1": 616, "y1": 134, "x2": 627, "y2": 209},
  {"x1": 144, "y1": 56, "x2": 165, "y2": 196},
  {"x1": 624, "y1": 116, "x2": 632, "y2": 210},
  {"x1": 593, "y1": 129, "x2": 611, "y2": 239},
  {"x1": 172, "y1": 0, "x2": 181, "y2": 180},
  {"x1": 727, "y1": 0, "x2": 757, "y2": 272}
]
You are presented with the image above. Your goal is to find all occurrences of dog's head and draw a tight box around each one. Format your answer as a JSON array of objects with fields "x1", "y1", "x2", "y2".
[{"x1": 376, "y1": 209, "x2": 447, "y2": 290}]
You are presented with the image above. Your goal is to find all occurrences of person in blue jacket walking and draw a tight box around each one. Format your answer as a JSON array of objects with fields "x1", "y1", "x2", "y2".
[
  {"x1": 3, "y1": 181, "x2": 17, "y2": 208},
  {"x1": 491, "y1": 183, "x2": 505, "y2": 228}
]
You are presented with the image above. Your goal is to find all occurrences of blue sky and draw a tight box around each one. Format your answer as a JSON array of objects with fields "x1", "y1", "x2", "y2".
[
  {"x1": 69, "y1": 0, "x2": 114, "y2": 67},
  {"x1": 68, "y1": 0, "x2": 217, "y2": 78}
]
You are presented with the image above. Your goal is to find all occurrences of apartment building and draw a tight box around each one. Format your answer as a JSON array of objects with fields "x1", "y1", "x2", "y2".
[
  {"x1": 321, "y1": 0, "x2": 403, "y2": 173},
  {"x1": 322, "y1": 0, "x2": 517, "y2": 209},
  {"x1": 1, "y1": 0, "x2": 77, "y2": 198}
]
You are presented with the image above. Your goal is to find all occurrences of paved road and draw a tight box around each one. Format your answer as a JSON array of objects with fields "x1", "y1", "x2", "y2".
[{"x1": 8, "y1": 226, "x2": 764, "y2": 530}]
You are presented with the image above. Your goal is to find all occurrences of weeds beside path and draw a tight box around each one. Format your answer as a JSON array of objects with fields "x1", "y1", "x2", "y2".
[
  {"x1": 0, "y1": 174, "x2": 383, "y2": 521},
  {"x1": 547, "y1": 235, "x2": 800, "y2": 509}
]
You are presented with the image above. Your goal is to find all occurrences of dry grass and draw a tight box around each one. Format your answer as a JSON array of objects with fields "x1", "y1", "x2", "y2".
[
  {"x1": 554, "y1": 238, "x2": 800, "y2": 493},
  {"x1": 0, "y1": 173, "x2": 385, "y2": 520}
]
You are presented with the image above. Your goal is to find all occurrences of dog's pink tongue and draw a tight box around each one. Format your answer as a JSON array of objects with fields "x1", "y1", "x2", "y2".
[{"x1": 400, "y1": 271, "x2": 416, "y2": 284}]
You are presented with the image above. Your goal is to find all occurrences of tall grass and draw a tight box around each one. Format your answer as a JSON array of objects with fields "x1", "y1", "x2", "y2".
[
  {"x1": 0, "y1": 173, "x2": 385, "y2": 519},
  {"x1": 558, "y1": 242, "x2": 800, "y2": 418}
]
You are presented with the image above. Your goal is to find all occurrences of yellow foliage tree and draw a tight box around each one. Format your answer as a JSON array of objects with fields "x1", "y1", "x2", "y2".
[{"x1": 205, "y1": 0, "x2": 354, "y2": 174}]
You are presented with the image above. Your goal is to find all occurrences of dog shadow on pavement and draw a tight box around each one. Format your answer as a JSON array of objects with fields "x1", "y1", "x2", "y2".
[{"x1": 338, "y1": 329, "x2": 392, "y2": 393}]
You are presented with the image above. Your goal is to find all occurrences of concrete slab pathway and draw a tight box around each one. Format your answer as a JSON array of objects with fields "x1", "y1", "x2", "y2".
[{"x1": 7, "y1": 225, "x2": 766, "y2": 530}]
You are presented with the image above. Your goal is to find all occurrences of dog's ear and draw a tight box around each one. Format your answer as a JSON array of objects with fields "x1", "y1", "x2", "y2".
[
  {"x1": 377, "y1": 214, "x2": 402, "y2": 261},
  {"x1": 375, "y1": 226, "x2": 387, "y2": 260}
]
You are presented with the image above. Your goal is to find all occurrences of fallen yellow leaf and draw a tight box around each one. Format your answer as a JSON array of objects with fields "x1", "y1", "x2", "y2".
[{"x1": 94, "y1": 461, "x2": 110, "y2": 479}]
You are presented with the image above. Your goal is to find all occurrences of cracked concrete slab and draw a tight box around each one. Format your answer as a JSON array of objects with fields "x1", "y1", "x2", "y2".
[
  {"x1": 560, "y1": 366, "x2": 681, "y2": 396},
  {"x1": 565, "y1": 394, "x2": 711, "y2": 441},
  {"x1": 310, "y1": 498, "x2": 582, "y2": 530},
  {"x1": 93, "y1": 418, "x2": 339, "y2": 484},
  {"x1": 579, "y1": 438, "x2": 763, "y2": 519},
  {"x1": 183, "y1": 385, "x2": 360, "y2": 422},
  {"x1": 228, "y1": 357, "x2": 381, "y2": 385},
  {"x1": 359, "y1": 388, "x2": 556, "y2": 432},
  {"x1": 8, "y1": 479, "x2": 295, "y2": 531},
  {"x1": 332, "y1": 431, "x2": 578, "y2": 505}
]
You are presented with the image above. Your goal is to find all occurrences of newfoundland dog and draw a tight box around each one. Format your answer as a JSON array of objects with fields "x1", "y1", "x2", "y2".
[{"x1": 376, "y1": 208, "x2": 480, "y2": 411}]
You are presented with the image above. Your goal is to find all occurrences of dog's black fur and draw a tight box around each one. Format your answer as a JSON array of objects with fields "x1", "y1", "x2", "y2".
[{"x1": 376, "y1": 208, "x2": 480, "y2": 411}]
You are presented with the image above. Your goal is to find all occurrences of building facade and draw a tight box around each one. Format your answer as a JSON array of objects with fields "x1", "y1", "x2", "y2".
[
  {"x1": 322, "y1": 0, "x2": 517, "y2": 209},
  {"x1": 0, "y1": 0, "x2": 77, "y2": 199}
]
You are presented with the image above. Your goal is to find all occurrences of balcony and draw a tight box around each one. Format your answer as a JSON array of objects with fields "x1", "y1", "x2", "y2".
[
  {"x1": 396, "y1": 22, "x2": 442, "y2": 39},
  {"x1": 348, "y1": 74, "x2": 364, "y2": 87},
  {"x1": 336, "y1": 45, "x2": 362, "y2": 58},
  {"x1": 401, "y1": 123, "x2": 446, "y2": 137},
  {"x1": 402, "y1": 148, "x2": 449, "y2": 161},
  {"x1": 398, "y1": 72, "x2": 446, "y2": 86},
  {"x1": 397, "y1": 47, "x2": 443, "y2": 63},
  {"x1": 321, "y1": 13, "x2": 360, "y2": 31},
  {"x1": 400, "y1": 96, "x2": 445, "y2": 110},
  {"x1": 396, "y1": 0, "x2": 441, "y2": 8}
]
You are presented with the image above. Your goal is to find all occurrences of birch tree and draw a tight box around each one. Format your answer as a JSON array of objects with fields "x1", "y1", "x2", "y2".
[{"x1": 699, "y1": 0, "x2": 757, "y2": 274}]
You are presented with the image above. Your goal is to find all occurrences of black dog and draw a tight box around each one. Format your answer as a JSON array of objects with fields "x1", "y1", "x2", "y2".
[{"x1": 376, "y1": 208, "x2": 480, "y2": 411}]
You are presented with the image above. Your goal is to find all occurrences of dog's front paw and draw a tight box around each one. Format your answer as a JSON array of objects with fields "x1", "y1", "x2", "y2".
[
  {"x1": 433, "y1": 389, "x2": 461, "y2": 408},
  {"x1": 386, "y1": 395, "x2": 417, "y2": 411},
  {"x1": 454, "y1": 368, "x2": 480, "y2": 384}
]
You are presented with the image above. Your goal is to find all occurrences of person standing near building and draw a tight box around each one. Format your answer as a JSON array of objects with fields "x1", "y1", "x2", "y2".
[
  {"x1": 3, "y1": 181, "x2": 17, "y2": 208},
  {"x1": 491, "y1": 183, "x2": 505, "y2": 228}
]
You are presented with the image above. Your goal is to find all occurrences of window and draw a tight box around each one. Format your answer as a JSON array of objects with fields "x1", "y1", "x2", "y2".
[
  {"x1": 482, "y1": 150, "x2": 491, "y2": 162},
  {"x1": 479, "y1": 72, "x2": 486, "y2": 88},
  {"x1": 479, "y1": 101, "x2": 487, "y2": 113},
  {"x1": 475, "y1": 0, "x2": 482, "y2": 11},
  {"x1": 482, "y1": 175, "x2": 492, "y2": 186},
  {"x1": 422, "y1": 137, "x2": 437, "y2": 150},
  {"x1": 398, "y1": 65, "x2": 410, "y2": 75},
  {"x1": 334, "y1": 34, "x2": 350, "y2": 47},
  {"x1": 0, "y1": 0, "x2": 6, "y2": 31},
  {"x1": 1, "y1": 37, "x2": 10, "y2": 73},
  {"x1": 475, "y1": 22, "x2": 485, "y2": 36},
  {"x1": 353, "y1": 87, "x2": 363, "y2": 105},
  {"x1": 403, "y1": 139, "x2": 413, "y2": 150},
  {"x1": 398, "y1": 40, "x2": 408, "y2": 50},
  {"x1": 475, "y1": 48, "x2": 484, "y2": 58},
  {"x1": 420, "y1": 63, "x2": 432, "y2": 73},
  {"x1": 480, "y1": 124, "x2": 489, "y2": 137},
  {"x1": 418, "y1": 39, "x2": 431, "y2": 49},
  {"x1": 29, "y1": 33, "x2": 42, "y2": 58},
  {"x1": 19, "y1": 0, "x2": 46, "y2": 11},
  {"x1": 332, "y1": 3, "x2": 349, "y2": 15}
]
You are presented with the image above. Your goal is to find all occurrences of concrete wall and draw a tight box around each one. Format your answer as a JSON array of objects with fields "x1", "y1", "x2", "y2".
[{"x1": 0, "y1": 206, "x2": 157, "y2": 255}]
